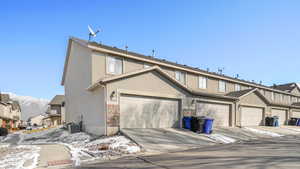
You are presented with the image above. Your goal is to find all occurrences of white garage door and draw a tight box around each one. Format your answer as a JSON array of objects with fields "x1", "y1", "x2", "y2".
[
  {"x1": 272, "y1": 109, "x2": 287, "y2": 125},
  {"x1": 196, "y1": 102, "x2": 230, "y2": 126},
  {"x1": 292, "y1": 111, "x2": 300, "y2": 118},
  {"x1": 241, "y1": 107, "x2": 264, "y2": 126},
  {"x1": 120, "y1": 95, "x2": 179, "y2": 128}
]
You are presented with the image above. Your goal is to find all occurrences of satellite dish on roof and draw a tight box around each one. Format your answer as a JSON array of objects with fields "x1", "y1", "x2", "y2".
[{"x1": 88, "y1": 25, "x2": 100, "y2": 41}]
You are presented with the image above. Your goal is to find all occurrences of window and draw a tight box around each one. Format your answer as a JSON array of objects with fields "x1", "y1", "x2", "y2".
[
  {"x1": 280, "y1": 94, "x2": 283, "y2": 102},
  {"x1": 218, "y1": 80, "x2": 226, "y2": 92},
  {"x1": 106, "y1": 56, "x2": 123, "y2": 75},
  {"x1": 198, "y1": 76, "x2": 207, "y2": 89},
  {"x1": 235, "y1": 84, "x2": 241, "y2": 91},
  {"x1": 144, "y1": 63, "x2": 151, "y2": 68},
  {"x1": 271, "y1": 92, "x2": 274, "y2": 101},
  {"x1": 293, "y1": 97, "x2": 297, "y2": 102},
  {"x1": 175, "y1": 71, "x2": 186, "y2": 84}
]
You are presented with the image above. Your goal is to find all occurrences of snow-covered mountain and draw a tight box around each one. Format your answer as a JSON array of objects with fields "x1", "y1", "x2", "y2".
[{"x1": 4, "y1": 92, "x2": 49, "y2": 121}]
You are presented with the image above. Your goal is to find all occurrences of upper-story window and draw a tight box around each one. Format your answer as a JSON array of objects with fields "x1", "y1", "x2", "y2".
[
  {"x1": 293, "y1": 97, "x2": 297, "y2": 102},
  {"x1": 175, "y1": 71, "x2": 186, "y2": 84},
  {"x1": 235, "y1": 84, "x2": 241, "y2": 91},
  {"x1": 280, "y1": 94, "x2": 283, "y2": 102},
  {"x1": 218, "y1": 80, "x2": 226, "y2": 92},
  {"x1": 106, "y1": 56, "x2": 123, "y2": 75},
  {"x1": 198, "y1": 76, "x2": 207, "y2": 89}
]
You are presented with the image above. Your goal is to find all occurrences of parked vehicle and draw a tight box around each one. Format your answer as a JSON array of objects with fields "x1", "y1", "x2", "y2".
[{"x1": 26, "y1": 126, "x2": 32, "y2": 130}]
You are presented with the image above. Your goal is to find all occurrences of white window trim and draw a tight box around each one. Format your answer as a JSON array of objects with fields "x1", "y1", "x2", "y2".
[
  {"x1": 175, "y1": 71, "x2": 186, "y2": 85},
  {"x1": 106, "y1": 55, "x2": 123, "y2": 75},
  {"x1": 271, "y1": 92, "x2": 274, "y2": 101},
  {"x1": 218, "y1": 80, "x2": 226, "y2": 92},
  {"x1": 198, "y1": 76, "x2": 207, "y2": 89},
  {"x1": 235, "y1": 84, "x2": 241, "y2": 91}
]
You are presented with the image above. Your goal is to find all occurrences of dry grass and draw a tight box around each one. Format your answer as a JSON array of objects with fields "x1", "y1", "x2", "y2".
[{"x1": 23, "y1": 127, "x2": 53, "y2": 134}]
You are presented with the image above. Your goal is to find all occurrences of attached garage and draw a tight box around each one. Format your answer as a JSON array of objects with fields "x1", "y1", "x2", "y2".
[
  {"x1": 272, "y1": 109, "x2": 287, "y2": 125},
  {"x1": 196, "y1": 102, "x2": 230, "y2": 127},
  {"x1": 292, "y1": 111, "x2": 300, "y2": 118},
  {"x1": 241, "y1": 106, "x2": 264, "y2": 126},
  {"x1": 120, "y1": 94, "x2": 180, "y2": 128}
]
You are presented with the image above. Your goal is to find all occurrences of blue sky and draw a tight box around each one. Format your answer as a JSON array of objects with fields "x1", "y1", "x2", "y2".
[{"x1": 0, "y1": 0, "x2": 300, "y2": 99}]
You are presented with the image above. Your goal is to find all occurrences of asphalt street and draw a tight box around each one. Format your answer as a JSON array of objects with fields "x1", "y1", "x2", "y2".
[{"x1": 73, "y1": 135, "x2": 300, "y2": 169}]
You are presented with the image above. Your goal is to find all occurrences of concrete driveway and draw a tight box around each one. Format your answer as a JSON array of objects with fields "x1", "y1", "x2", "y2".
[
  {"x1": 121, "y1": 128, "x2": 215, "y2": 153},
  {"x1": 75, "y1": 135, "x2": 300, "y2": 169}
]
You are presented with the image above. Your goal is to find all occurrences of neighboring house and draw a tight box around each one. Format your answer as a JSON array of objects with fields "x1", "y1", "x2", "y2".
[
  {"x1": 61, "y1": 37, "x2": 300, "y2": 136},
  {"x1": 271, "y1": 83, "x2": 300, "y2": 95},
  {"x1": 42, "y1": 95, "x2": 65, "y2": 127},
  {"x1": 42, "y1": 114, "x2": 61, "y2": 127},
  {"x1": 0, "y1": 93, "x2": 22, "y2": 129},
  {"x1": 28, "y1": 114, "x2": 45, "y2": 126},
  {"x1": 49, "y1": 95, "x2": 65, "y2": 115}
]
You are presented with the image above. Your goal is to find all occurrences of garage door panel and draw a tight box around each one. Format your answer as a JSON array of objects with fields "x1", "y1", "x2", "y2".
[
  {"x1": 120, "y1": 95, "x2": 179, "y2": 128},
  {"x1": 272, "y1": 109, "x2": 287, "y2": 125},
  {"x1": 292, "y1": 111, "x2": 300, "y2": 118},
  {"x1": 241, "y1": 107, "x2": 263, "y2": 126},
  {"x1": 196, "y1": 103, "x2": 230, "y2": 127}
]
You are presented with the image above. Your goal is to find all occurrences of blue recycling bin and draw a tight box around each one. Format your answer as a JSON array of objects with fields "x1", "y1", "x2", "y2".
[
  {"x1": 274, "y1": 120, "x2": 279, "y2": 127},
  {"x1": 296, "y1": 119, "x2": 300, "y2": 126},
  {"x1": 203, "y1": 118, "x2": 214, "y2": 134},
  {"x1": 182, "y1": 117, "x2": 192, "y2": 130},
  {"x1": 272, "y1": 116, "x2": 279, "y2": 127}
]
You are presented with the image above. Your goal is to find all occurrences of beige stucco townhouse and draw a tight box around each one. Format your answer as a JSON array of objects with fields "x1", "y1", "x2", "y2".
[
  {"x1": 61, "y1": 37, "x2": 300, "y2": 136},
  {"x1": 0, "y1": 93, "x2": 21, "y2": 129}
]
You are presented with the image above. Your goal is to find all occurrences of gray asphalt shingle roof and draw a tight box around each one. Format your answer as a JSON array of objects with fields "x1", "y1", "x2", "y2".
[
  {"x1": 49, "y1": 95, "x2": 65, "y2": 106},
  {"x1": 271, "y1": 83, "x2": 299, "y2": 92},
  {"x1": 225, "y1": 89, "x2": 254, "y2": 98}
]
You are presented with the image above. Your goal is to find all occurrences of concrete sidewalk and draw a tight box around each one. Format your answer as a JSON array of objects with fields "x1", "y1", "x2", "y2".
[{"x1": 37, "y1": 144, "x2": 72, "y2": 169}]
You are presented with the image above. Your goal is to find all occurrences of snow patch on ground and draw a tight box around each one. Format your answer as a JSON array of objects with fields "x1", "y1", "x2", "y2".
[
  {"x1": 0, "y1": 145, "x2": 40, "y2": 169},
  {"x1": 0, "y1": 144, "x2": 10, "y2": 148},
  {"x1": 244, "y1": 127, "x2": 283, "y2": 137},
  {"x1": 20, "y1": 127, "x2": 140, "y2": 166},
  {"x1": 20, "y1": 127, "x2": 91, "y2": 144},
  {"x1": 85, "y1": 136, "x2": 141, "y2": 154},
  {"x1": 205, "y1": 134, "x2": 236, "y2": 144}
]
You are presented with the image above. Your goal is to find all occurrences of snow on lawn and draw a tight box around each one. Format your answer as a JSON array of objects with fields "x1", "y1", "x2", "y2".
[
  {"x1": 0, "y1": 144, "x2": 9, "y2": 148},
  {"x1": 244, "y1": 127, "x2": 283, "y2": 137},
  {"x1": 0, "y1": 145, "x2": 40, "y2": 169},
  {"x1": 204, "y1": 134, "x2": 236, "y2": 144},
  {"x1": 20, "y1": 127, "x2": 141, "y2": 166},
  {"x1": 0, "y1": 136, "x2": 5, "y2": 142},
  {"x1": 20, "y1": 127, "x2": 91, "y2": 145},
  {"x1": 84, "y1": 136, "x2": 141, "y2": 154}
]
